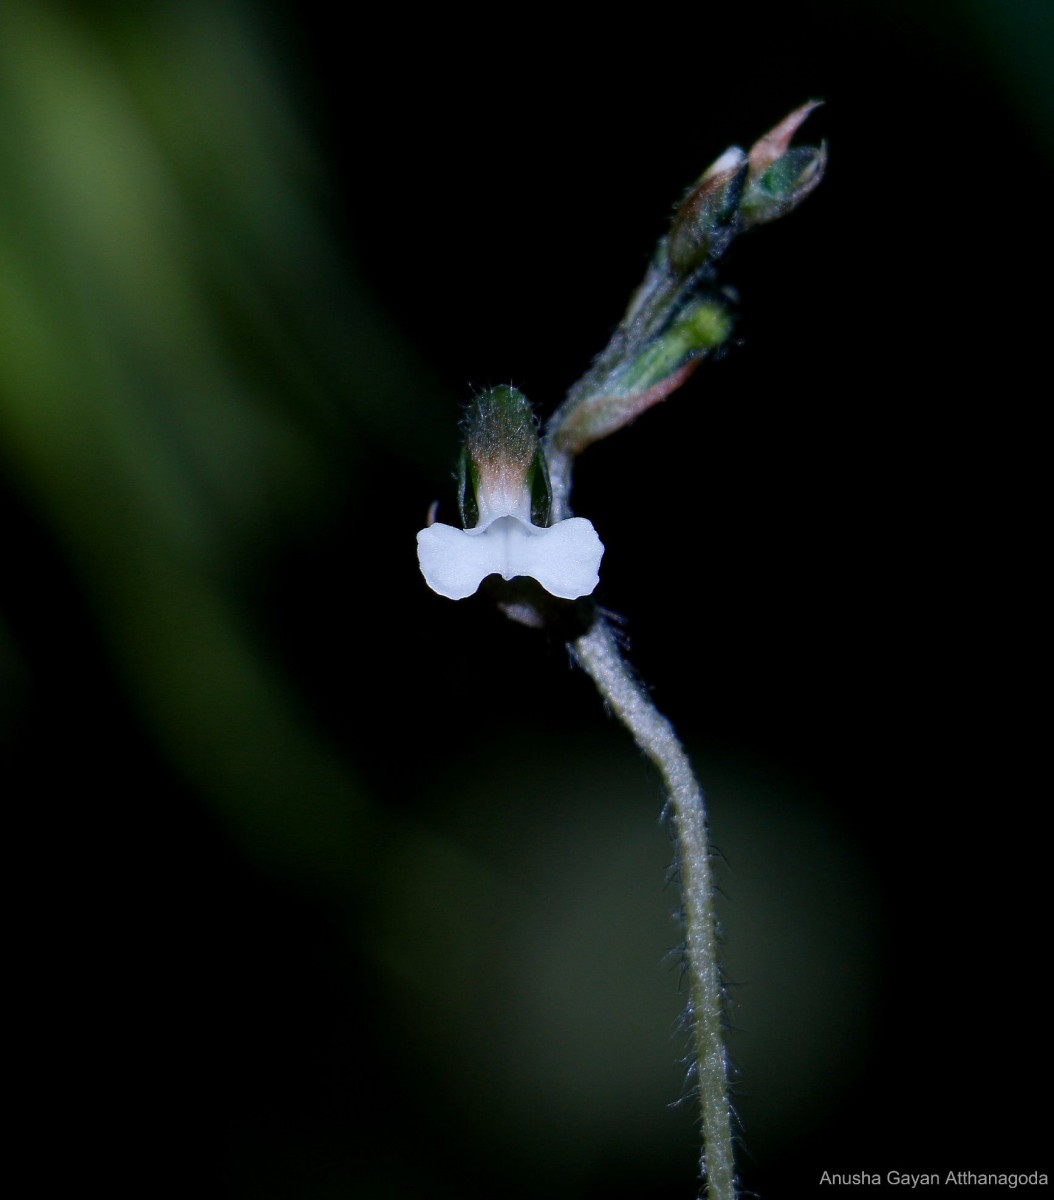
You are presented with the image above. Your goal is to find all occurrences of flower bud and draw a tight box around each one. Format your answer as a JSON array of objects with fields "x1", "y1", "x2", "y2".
[
  {"x1": 618, "y1": 299, "x2": 733, "y2": 396},
  {"x1": 740, "y1": 101, "x2": 826, "y2": 227},
  {"x1": 668, "y1": 148, "x2": 748, "y2": 275}
]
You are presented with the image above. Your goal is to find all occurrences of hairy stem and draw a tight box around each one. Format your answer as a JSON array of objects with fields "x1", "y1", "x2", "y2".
[{"x1": 571, "y1": 617, "x2": 734, "y2": 1200}]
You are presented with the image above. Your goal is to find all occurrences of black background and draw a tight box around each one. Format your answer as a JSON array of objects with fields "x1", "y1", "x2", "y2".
[{"x1": 4, "y1": 2, "x2": 1050, "y2": 1196}]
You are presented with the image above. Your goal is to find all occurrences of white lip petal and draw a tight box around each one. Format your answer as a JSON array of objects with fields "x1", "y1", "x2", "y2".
[
  {"x1": 417, "y1": 515, "x2": 604, "y2": 600},
  {"x1": 417, "y1": 522, "x2": 506, "y2": 600},
  {"x1": 507, "y1": 517, "x2": 604, "y2": 599}
]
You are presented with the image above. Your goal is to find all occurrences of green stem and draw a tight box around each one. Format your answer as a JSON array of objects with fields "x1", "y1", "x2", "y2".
[{"x1": 570, "y1": 618, "x2": 735, "y2": 1200}]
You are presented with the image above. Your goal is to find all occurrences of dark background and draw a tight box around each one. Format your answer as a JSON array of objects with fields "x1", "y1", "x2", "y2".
[{"x1": 3, "y1": 1, "x2": 1049, "y2": 1196}]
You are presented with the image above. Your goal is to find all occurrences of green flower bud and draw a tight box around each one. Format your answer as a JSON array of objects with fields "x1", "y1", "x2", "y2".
[
  {"x1": 618, "y1": 299, "x2": 733, "y2": 395},
  {"x1": 741, "y1": 100, "x2": 826, "y2": 227}
]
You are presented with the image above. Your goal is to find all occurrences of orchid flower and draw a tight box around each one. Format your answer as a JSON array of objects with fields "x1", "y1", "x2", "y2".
[
  {"x1": 417, "y1": 387, "x2": 604, "y2": 601},
  {"x1": 414, "y1": 107, "x2": 826, "y2": 1200}
]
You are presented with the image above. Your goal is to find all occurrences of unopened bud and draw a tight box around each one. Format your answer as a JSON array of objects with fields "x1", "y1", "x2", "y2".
[
  {"x1": 668, "y1": 148, "x2": 748, "y2": 274},
  {"x1": 619, "y1": 298, "x2": 733, "y2": 395},
  {"x1": 741, "y1": 101, "x2": 826, "y2": 227}
]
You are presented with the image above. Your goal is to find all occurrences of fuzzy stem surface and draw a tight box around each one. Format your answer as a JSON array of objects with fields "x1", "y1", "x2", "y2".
[{"x1": 571, "y1": 618, "x2": 734, "y2": 1200}]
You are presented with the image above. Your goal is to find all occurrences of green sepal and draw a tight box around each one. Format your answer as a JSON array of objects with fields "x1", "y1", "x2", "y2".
[
  {"x1": 456, "y1": 385, "x2": 551, "y2": 529},
  {"x1": 457, "y1": 445, "x2": 479, "y2": 529},
  {"x1": 528, "y1": 444, "x2": 552, "y2": 527}
]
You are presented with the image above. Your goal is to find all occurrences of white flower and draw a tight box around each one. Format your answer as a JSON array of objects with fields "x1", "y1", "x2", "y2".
[
  {"x1": 417, "y1": 471, "x2": 604, "y2": 601},
  {"x1": 417, "y1": 385, "x2": 604, "y2": 601}
]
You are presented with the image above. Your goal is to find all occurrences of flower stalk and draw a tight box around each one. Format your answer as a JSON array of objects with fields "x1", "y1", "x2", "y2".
[
  {"x1": 571, "y1": 618, "x2": 735, "y2": 1199},
  {"x1": 418, "y1": 104, "x2": 825, "y2": 1199}
]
